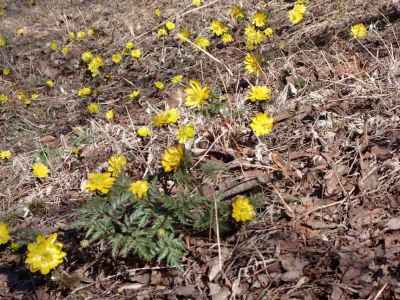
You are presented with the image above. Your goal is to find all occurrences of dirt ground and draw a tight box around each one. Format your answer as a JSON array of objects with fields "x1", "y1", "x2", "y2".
[{"x1": 1, "y1": 0, "x2": 400, "y2": 299}]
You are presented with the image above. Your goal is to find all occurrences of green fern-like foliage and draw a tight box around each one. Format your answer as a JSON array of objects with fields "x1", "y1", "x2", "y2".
[{"x1": 74, "y1": 174, "x2": 231, "y2": 268}]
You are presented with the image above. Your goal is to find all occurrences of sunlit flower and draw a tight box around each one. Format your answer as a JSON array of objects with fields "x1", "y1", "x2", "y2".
[
  {"x1": 154, "y1": 8, "x2": 161, "y2": 17},
  {"x1": 288, "y1": 4, "x2": 306, "y2": 25},
  {"x1": 112, "y1": 52, "x2": 122, "y2": 64},
  {"x1": 157, "y1": 27, "x2": 168, "y2": 38},
  {"x1": 154, "y1": 81, "x2": 165, "y2": 90},
  {"x1": 86, "y1": 102, "x2": 100, "y2": 114},
  {"x1": 252, "y1": 11, "x2": 268, "y2": 28},
  {"x1": 244, "y1": 25, "x2": 265, "y2": 50},
  {"x1": 171, "y1": 74, "x2": 183, "y2": 85},
  {"x1": 78, "y1": 86, "x2": 92, "y2": 97},
  {"x1": 128, "y1": 89, "x2": 140, "y2": 100},
  {"x1": 244, "y1": 53, "x2": 262, "y2": 76},
  {"x1": 32, "y1": 162, "x2": 49, "y2": 178},
  {"x1": 192, "y1": 0, "x2": 203, "y2": 7},
  {"x1": 161, "y1": 145, "x2": 184, "y2": 172},
  {"x1": 17, "y1": 90, "x2": 31, "y2": 106},
  {"x1": 46, "y1": 80, "x2": 54, "y2": 88},
  {"x1": 68, "y1": 31, "x2": 76, "y2": 40},
  {"x1": 230, "y1": 5, "x2": 246, "y2": 21},
  {"x1": 87, "y1": 28, "x2": 95, "y2": 37},
  {"x1": 351, "y1": 23, "x2": 368, "y2": 39},
  {"x1": 61, "y1": 46, "x2": 70, "y2": 56},
  {"x1": 0, "y1": 150, "x2": 12, "y2": 160},
  {"x1": 129, "y1": 180, "x2": 149, "y2": 199},
  {"x1": 105, "y1": 110, "x2": 114, "y2": 121},
  {"x1": 194, "y1": 36, "x2": 210, "y2": 49},
  {"x1": 125, "y1": 41, "x2": 135, "y2": 49},
  {"x1": 77, "y1": 31, "x2": 87, "y2": 40},
  {"x1": 2, "y1": 68, "x2": 11, "y2": 76},
  {"x1": 107, "y1": 154, "x2": 127, "y2": 177},
  {"x1": 131, "y1": 49, "x2": 142, "y2": 59},
  {"x1": 184, "y1": 80, "x2": 210, "y2": 108},
  {"x1": 250, "y1": 112, "x2": 274, "y2": 137},
  {"x1": 210, "y1": 20, "x2": 229, "y2": 36},
  {"x1": 0, "y1": 223, "x2": 10, "y2": 245},
  {"x1": 31, "y1": 92, "x2": 39, "y2": 101},
  {"x1": 137, "y1": 126, "x2": 152, "y2": 137},
  {"x1": 177, "y1": 124, "x2": 195, "y2": 144},
  {"x1": 49, "y1": 40, "x2": 57, "y2": 51},
  {"x1": 88, "y1": 55, "x2": 104, "y2": 77},
  {"x1": 247, "y1": 86, "x2": 272, "y2": 102},
  {"x1": 165, "y1": 21, "x2": 176, "y2": 31},
  {"x1": 153, "y1": 108, "x2": 180, "y2": 127},
  {"x1": 0, "y1": 35, "x2": 7, "y2": 47},
  {"x1": 232, "y1": 196, "x2": 255, "y2": 222},
  {"x1": 81, "y1": 51, "x2": 93, "y2": 63},
  {"x1": 221, "y1": 33, "x2": 234, "y2": 44},
  {"x1": 0, "y1": 94, "x2": 9, "y2": 104},
  {"x1": 25, "y1": 233, "x2": 66, "y2": 275},
  {"x1": 84, "y1": 172, "x2": 115, "y2": 194},
  {"x1": 264, "y1": 27, "x2": 273, "y2": 38},
  {"x1": 177, "y1": 28, "x2": 191, "y2": 43}
]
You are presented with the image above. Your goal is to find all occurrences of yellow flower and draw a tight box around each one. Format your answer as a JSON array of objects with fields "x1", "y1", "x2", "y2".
[
  {"x1": 171, "y1": 74, "x2": 183, "y2": 85},
  {"x1": 0, "y1": 223, "x2": 10, "y2": 245},
  {"x1": 0, "y1": 150, "x2": 12, "y2": 160},
  {"x1": 61, "y1": 46, "x2": 70, "y2": 56},
  {"x1": 0, "y1": 35, "x2": 6, "y2": 48},
  {"x1": 86, "y1": 102, "x2": 100, "y2": 114},
  {"x1": 232, "y1": 196, "x2": 255, "y2": 222},
  {"x1": 210, "y1": 20, "x2": 229, "y2": 36},
  {"x1": 153, "y1": 108, "x2": 180, "y2": 127},
  {"x1": 221, "y1": 33, "x2": 234, "y2": 44},
  {"x1": 230, "y1": 5, "x2": 246, "y2": 21},
  {"x1": 161, "y1": 145, "x2": 184, "y2": 172},
  {"x1": 177, "y1": 28, "x2": 191, "y2": 43},
  {"x1": 137, "y1": 126, "x2": 152, "y2": 137},
  {"x1": 131, "y1": 49, "x2": 142, "y2": 59},
  {"x1": 154, "y1": 81, "x2": 165, "y2": 90},
  {"x1": 128, "y1": 89, "x2": 140, "y2": 100},
  {"x1": 351, "y1": 23, "x2": 368, "y2": 39},
  {"x1": 165, "y1": 21, "x2": 176, "y2": 31},
  {"x1": 17, "y1": 90, "x2": 31, "y2": 106},
  {"x1": 184, "y1": 80, "x2": 210, "y2": 108},
  {"x1": 0, "y1": 94, "x2": 9, "y2": 104},
  {"x1": 46, "y1": 80, "x2": 54, "y2": 88},
  {"x1": 85, "y1": 172, "x2": 115, "y2": 194},
  {"x1": 112, "y1": 52, "x2": 122, "y2": 64},
  {"x1": 177, "y1": 124, "x2": 195, "y2": 144},
  {"x1": 125, "y1": 41, "x2": 135, "y2": 50},
  {"x1": 244, "y1": 53, "x2": 262, "y2": 76},
  {"x1": 157, "y1": 27, "x2": 168, "y2": 38},
  {"x1": 250, "y1": 112, "x2": 274, "y2": 137},
  {"x1": 81, "y1": 51, "x2": 93, "y2": 63},
  {"x1": 88, "y1": 55, "x2": 104, "y2": 77},
  {"x1": 252, "y1": 11, "x2": 268, "y2": 28},
  {"x1": 194, "y1": 36, "x2": 210, "y2": 50},
  {"x1": 105, "y1": 110, "x2": 114, "y2": 121},
  {"x1": 247, "y1": 86, "x2": 272, "y2": 102},
  {"x1": 25, "y1": 233, "x2": 66, "y2": 275},
  {"x1": 288, "y1": 4, "x2": 306, "y2": 25},
  {"x1": 68, "y1": 31, "x2": 76, "y2": 40},
  {"x1": 107, "y1": 154, "x2": 127, "y2": 177},
  {"x1": 49, "y1": 40, "x2": 57, "y2": 51},
  {"x1": 244, "y1": 25, "x2": 265, "y2": 50},
  {"x1": 264, "y1": 27, "x2": 273, "y2": 38},
  {"x1": 32, "y1": 162, "x2": 49, "y2": 178},
  {"x1": 31, "y1": 92, "x2": 39, "y2": 101},
  {"x1": 77, "y1": 31, "x2": 87, "y2": 40},
  {"x1": 2, "y1": 67, "x2": 11, "y2": 76},
  {"x1": 78, "y1": 86, "x2": 92, "y2": 97},
  {"x1": 154, "y1": 8, "x2": 161, "y2": 17},
  {"x1": 192, "y1": 0, "x2": 203, "y2": 7},
  {"x1": 87, "y1": 28, "x2": 95, "y2": 37},
  {"x1": 129, "y1": 180, "x2": 149, "y2": 199}
]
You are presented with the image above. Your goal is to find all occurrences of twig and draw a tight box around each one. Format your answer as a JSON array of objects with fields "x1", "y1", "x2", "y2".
[
  {"x1": 213, "y1": 195, "x2": 223, "y2": 273},
  {"x1": 272, "y1": 184, "x2": 295, "y2": 218},
  {"x1": 191, "y1": 131, "x2": 225, "y2": 170},
  {"x1": 372, "y1": 283, "x2": 389, "y2": 300}
]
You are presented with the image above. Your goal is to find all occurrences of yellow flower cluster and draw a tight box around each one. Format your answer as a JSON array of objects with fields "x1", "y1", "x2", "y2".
[
  {"x1": 177, "y1": 124, "x2": 195, "y2": 144},
  {"x1": 107, "y1": 154, "x2": 127, "y2": 177},
  {"x1": 137, "y1": 126, "x2": 152, "y2": 137},
  {"x1": 78, "y1": 86, "x2": 92, "y2": 97},
  {"x1": 32, "y1": 162, "x2": 49, "y2": 178},
  {"x1": 85, "y1": 172, "x2": 116, "y2": 194},
  {"x1": 244, "y1": 53, "x2": 262, "y2": 76},
  {"x1": 86, "y1": 102, "x2": 100, "y2": 114},
  {"x1": 0, "y1": 94, "x2": 8, "y2": 104},
  {"x1": 25, "y1": 233, "x2": 66, "y2": 275},
  {"x1": 351, "y1": 23, "x2": 368, "y2": 39},
  {"x1": 231, "y1": 196, "x2": 255, "y2": 222},
  {"x1": 184, "y1": 80, "x2": 210, "y2": 108},
  {"x1": 0, "y1": 150, "x2": 12, "y2": 160},
  {"x1": 288, "y1": 2, "x2": 306, "y2": 25},
  {"x1": 129, "y1": 180, "x2": 149, "y2": 199},
  {"x1": 250, "y1": 112, "x2": 274, "y2": 137},
  {"x1": 153, "y1": 108, "x2": 180, "y2": 127},
  {"x1": 161, "y1": 145, "x2": 184, "y2": 172},
  {"x1": 87, "y1": 55, "x2": 104, "y2": 77},
  {"x1": 0, "y1": 223, "x2": 10, "y2": 245},
  {"x1": 247, "y1": 86, "x2": 272, "y2": 102}
]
